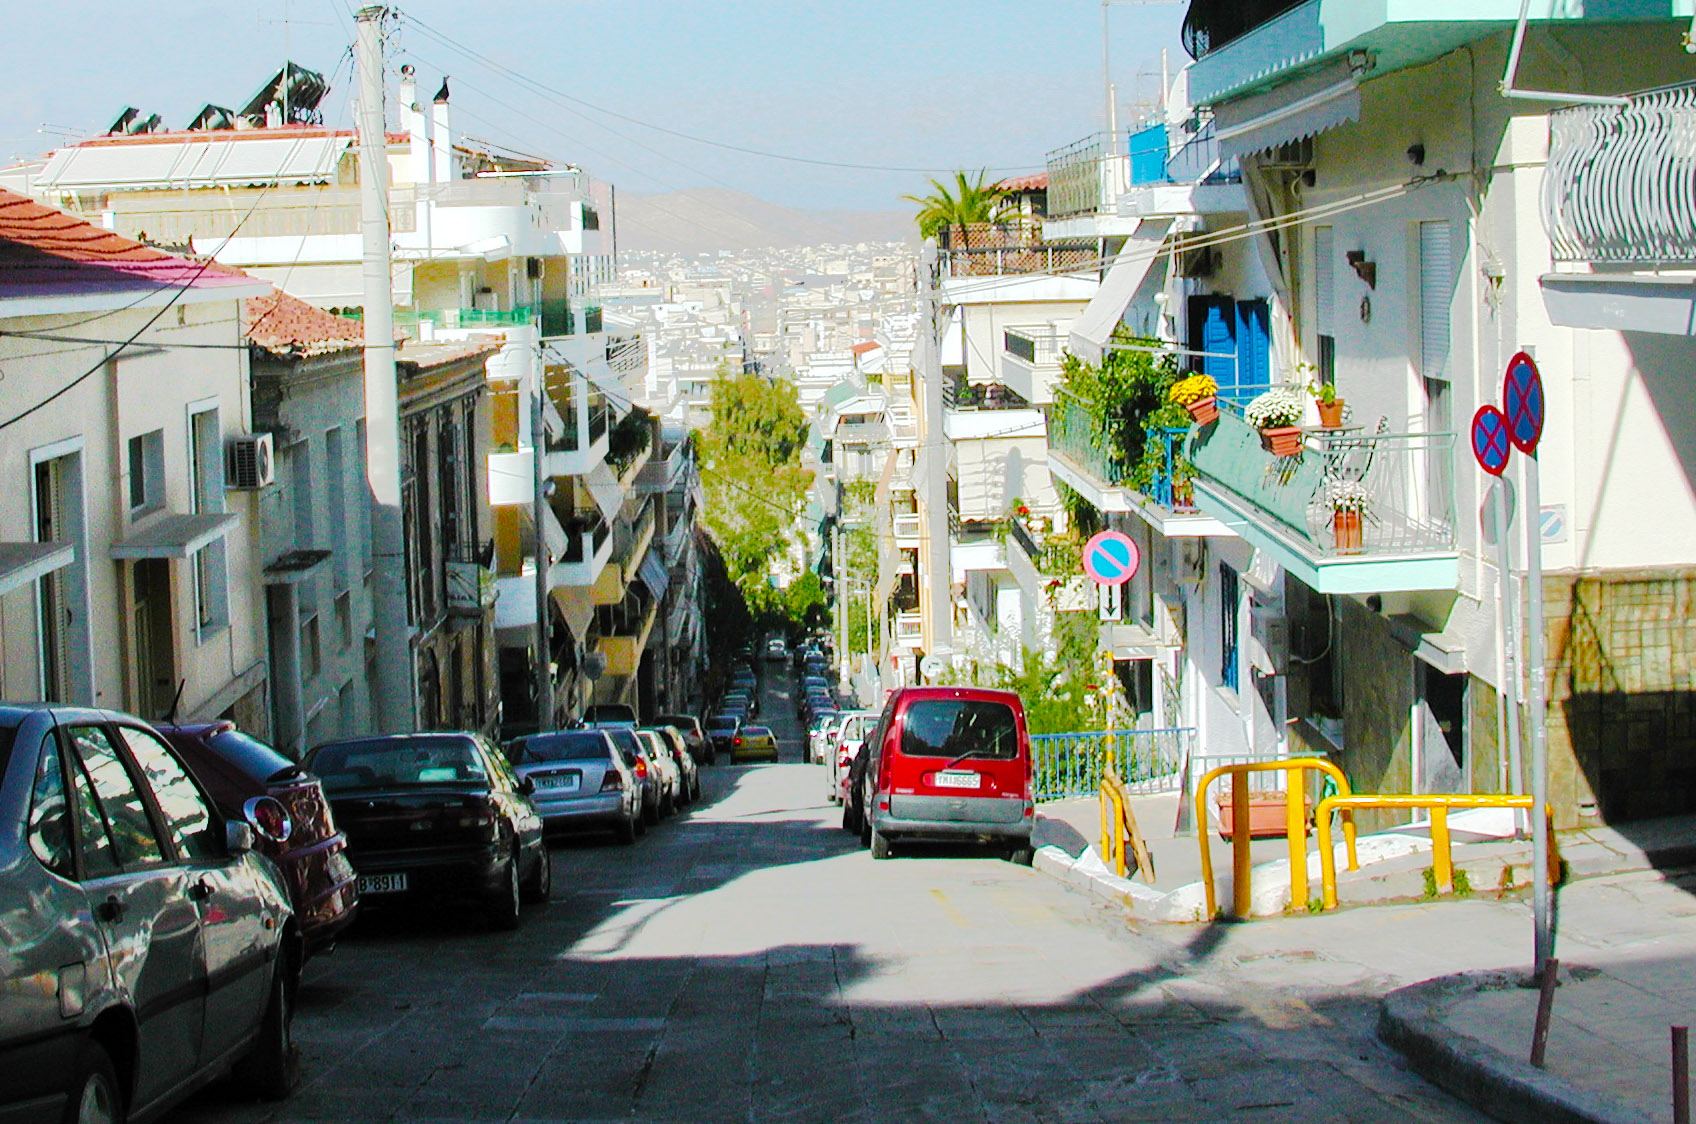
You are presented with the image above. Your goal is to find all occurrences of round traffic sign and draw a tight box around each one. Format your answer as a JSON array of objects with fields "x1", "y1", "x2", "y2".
[
  {"x1": 1471, "y1": 405, "x2": 1512, "y2": 477},
  {"x1": 1082, "y1": 530, "x2": 1140, "y2": 586},
  {"x1": 1503, "y1": 351, "x2": 1545, "y2": 455},
  {"x1": 919, "y1": 654, "x2": 946, "y2": 679}
]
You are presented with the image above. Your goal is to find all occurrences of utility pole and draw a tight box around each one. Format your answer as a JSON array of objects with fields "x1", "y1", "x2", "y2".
[
  {"x1": 531, "y1": 355, "x2": 553, "y2": 731},
  {"x1": 356, "y1": 5, "x2": 416, "y2": 733},
  {"x1": 836, "y1": 522, "x2": 850, "y2": 695},
  {"x1": 919, "y1": 238, "x2": 952, "y2": 671}
]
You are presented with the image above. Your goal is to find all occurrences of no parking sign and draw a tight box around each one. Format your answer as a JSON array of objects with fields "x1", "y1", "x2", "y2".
[{"x1": 1082, "y1": 530, "x2": 1140, "y2": 586}]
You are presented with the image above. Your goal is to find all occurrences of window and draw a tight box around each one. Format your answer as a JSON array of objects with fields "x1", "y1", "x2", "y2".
[
  {"x1": 302, "y1": 614, "x2": 322, "y2": 680},
  {"x1": 1313, "y1": 225, "x2": 1336, "y2": 387},
  {"x1": 1219, "y1": 564, "x2": 1240, "y2": 691},
  {"x1": 27, "y1": 734, "x2": 74, "y2": 877},
  {"x1": 127, "y1": 429, "x2": 165, "y2": 515},
  {"x1": 325, "y1": 427, "x2": 348, "y2": 588},
  {"x1": 189, "y1": 407, "x2": 229, "y2": 638},
  {"x1": 335, "y1": 590, "x2": 353, "y2": 649},
  {"x1": 68, "y1": 725, "x2": 164, "y2": 871},
  {"x1": 1419, "y1": 221, "x2": 1456, "y2": 523},
  {"x1": 898, "y1": 699, "x2": 1018, "y2": 761},
  {"x1": 116, "y1": 726, "x2": 218, "y2": 861}
]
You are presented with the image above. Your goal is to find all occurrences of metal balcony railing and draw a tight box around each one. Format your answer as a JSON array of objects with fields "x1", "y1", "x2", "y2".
[
  {"x1": 1003, "y1": 326, "x2": 1065, "y2": 367},
  {"x1": 938, "y1": 242, "x2": 1097, "y2": 278},
  {"x1": 893, "y1": 511, "x2": 921, "y2": 539},
  {"x1": 607, "y1": 332, "x2": 645, "y2": 374},
  {"x1": 561, "y1": 514, "x2": 609, "y2": 564},
  {"x1": 1188, "y1": 410, "x2": 1457, "y2": 559},
  {"x1": 1048, "y1": 122, "x2": 1241, "y2": 220},
  {"x1": 894, "y1": 610, "x2": 923, "y2": 643},
  {"x1": 1047, "y1": 132, "x2": 1123, "y2": 218},
  {"x1": 1544, "y1": 81, "x2": 1696, "y2": 264},
  {"x1": 1047, "y1": 392, "x2": 1128, "y2": 486}
]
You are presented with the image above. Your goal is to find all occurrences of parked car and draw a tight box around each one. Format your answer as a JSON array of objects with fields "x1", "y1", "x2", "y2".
[
  {"x1": 583, "y1": 703, "x2": 638, "y2": 729},
  {"x1": 825, "y1": 711, "x2": 874, "y2": 804},
  {"x1": 0, "y1": 703, "x2": 301, "y2": 1121},
  {"x1": 731, "y1": 725, "x2": 780, "y2": 764},
  {"x1": 303, "y1": 732, "x2": 550, "y2": 929},
  {"x1": 157, "y1": 719, "x2": 358, "y2": 959},
  {"x1": 506, "y1": 728, "x2": 642, "y2": 843},
  {"x1": 850, "y1": 687, "x2": 1034, "y2": 863},
  {"x1": 645, "y1": 726, "x2": 700, "y2": 804},
  {"x1": 806, "y1": 710, "x2": 841, "y2": 763},
  {"x1": 765, "y1": 637, "x2": 788, "y2": 662},
  {"x1": 705, "y1": 715, "x2": 743, "y2": 761},
  {"x1": 605, "y1": 727, "x2": 665, "y2": 825},
  {"x1": 800, "y1": 690, "x2": 834, "y2": 724},
  {"x1": 654, "y1": 714, "x2": 709, "y2": 764},
  {"x1": 635, "y1": 730, "x2": 683, "y2": 814}
]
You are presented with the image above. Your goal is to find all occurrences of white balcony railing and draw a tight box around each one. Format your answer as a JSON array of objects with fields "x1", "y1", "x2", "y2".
[
  {"x1": 893, "y1": 512, "x2": 921, "y2": 540},
  {"x1": 1544, "y1": 81, "x2": 1696, "y2": 264}
]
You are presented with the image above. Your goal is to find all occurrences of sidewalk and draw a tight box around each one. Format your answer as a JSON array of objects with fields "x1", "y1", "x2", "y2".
[{"x1": 1031, "y1": 797, "x2": 1696, "y2": 1123}]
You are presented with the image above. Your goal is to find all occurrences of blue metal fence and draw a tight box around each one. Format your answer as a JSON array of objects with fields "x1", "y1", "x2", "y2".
[{"x1": 1030, "y1": 727, "x2": 1191, "y2": 801}]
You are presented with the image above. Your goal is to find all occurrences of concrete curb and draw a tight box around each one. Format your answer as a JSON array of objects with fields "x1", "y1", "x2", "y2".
[{"x1": 1377, "y1": 973, "x2": 1656, "y2": 1124}]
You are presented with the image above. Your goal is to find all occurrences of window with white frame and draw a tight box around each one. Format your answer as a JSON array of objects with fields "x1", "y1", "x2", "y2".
[
  {"x1": 188, "y1": 406, "x2": 229, "y2": 637},
  {"x1": 127, "y1": 429, "x2": 165, "y2": 517}
]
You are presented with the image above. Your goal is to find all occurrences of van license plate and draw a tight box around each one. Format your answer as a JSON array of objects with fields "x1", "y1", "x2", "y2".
[
  {"x1": 933, "y1": 770, "x2": 981, "y2": 789},
  {"x1": 357, "y1": 873, "x2": 408, "y2": 895}
]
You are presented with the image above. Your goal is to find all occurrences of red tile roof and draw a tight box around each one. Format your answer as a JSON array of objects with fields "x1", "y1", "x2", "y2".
[
  {"x1": 998, "y1": 172, "x2": 1048, "y2": 192},
  {"x1": 0, "y1": 188, "x2": 254, "y2": 301},
  {"x1": 850, "y1": 341, "x2": 882, "y2": 355},
  {"x1": 245, "y1": 288, "x2": 364, "y2": 356}
]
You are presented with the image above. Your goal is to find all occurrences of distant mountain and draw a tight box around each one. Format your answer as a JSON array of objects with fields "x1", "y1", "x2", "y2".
[{"x1": 614, "y1": 187, "x2": 914, "y2": 254}]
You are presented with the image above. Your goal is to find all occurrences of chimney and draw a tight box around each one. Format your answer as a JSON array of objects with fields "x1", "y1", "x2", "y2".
[
  {"x1": 431, "y1": 78, "x2": 454, "y2": 182},
  {"x1": 399, "y1": 65, "x2": 431, "y2": 184}
]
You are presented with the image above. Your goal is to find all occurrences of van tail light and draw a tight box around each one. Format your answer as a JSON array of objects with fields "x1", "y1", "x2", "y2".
[{"x1": 600, "y1": 772, "x2": 624, "y2": 792}]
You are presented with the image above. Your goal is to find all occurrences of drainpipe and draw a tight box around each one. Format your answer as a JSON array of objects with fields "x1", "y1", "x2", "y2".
[{"x1": 1500, "y1": 0, "x2": 1628, "y2": 106}]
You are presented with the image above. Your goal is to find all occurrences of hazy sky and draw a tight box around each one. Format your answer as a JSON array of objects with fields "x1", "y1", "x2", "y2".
[{"x1": 3, "y1": 1, "x2": 1187, "y2": 214}]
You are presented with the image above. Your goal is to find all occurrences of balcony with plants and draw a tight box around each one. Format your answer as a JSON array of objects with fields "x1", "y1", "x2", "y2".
[{"x1": 1187, "y1": 381, "x2": 1459, "y2": 593}]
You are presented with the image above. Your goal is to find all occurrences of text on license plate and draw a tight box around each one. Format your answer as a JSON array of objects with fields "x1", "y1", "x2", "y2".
[
  {"x1": 535, "y1": 773, "x2": 580, "y2": 791},
  {"x1": 357, "y1": 873, "x2": 408, "y2": 895},
  {"x1": 933, "y1": 770, "x2": 981, "y2": 790}
]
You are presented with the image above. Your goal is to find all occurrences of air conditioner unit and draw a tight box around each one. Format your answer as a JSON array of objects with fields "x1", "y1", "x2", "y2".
[{"x1": 226, "y1": 433, "x2": 275, "y2": 489}]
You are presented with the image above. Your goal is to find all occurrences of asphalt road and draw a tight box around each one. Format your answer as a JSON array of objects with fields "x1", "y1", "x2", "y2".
[{"x1": 172, "y1": 665, "x2": 1491, "y2": 1123}]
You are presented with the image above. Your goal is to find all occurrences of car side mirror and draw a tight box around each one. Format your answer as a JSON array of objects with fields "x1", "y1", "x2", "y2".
[
  {"x1": 225, "y1": 821, "x2": 256, "y2": 854},
  {"x1": 518, "y1": 776, "x2": 537, "y2": 796}
]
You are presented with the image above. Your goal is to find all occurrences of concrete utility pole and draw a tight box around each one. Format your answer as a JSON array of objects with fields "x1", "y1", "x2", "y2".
[
  {"x1": 836, "y1": 523, "x2": 850, "y2": 695},
  {"x1": 532, "y1": 358, "x2": 553, "y2": 731},
  {"x1": 919, "y1": 238, "x2": 952, "y2": 670},
  {"x1": 356, "y1": 5, "x2": 417, "y2": 733}
]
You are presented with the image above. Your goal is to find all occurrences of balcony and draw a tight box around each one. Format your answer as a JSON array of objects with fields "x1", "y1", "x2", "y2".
[
  {"x1": 893, "y1": 510, "x2": 921, "y2": 543},
  {"x1": 894, "y1": 610, "x2": 923, "y2": 647},
  {"x1": 1544, "y1": 82, "x2": 1696, "y2": 266},
  {"x1": 592, "y1": 498, "x2": 656, "y2": 607},
  {"x1": 1045, "y1": 393, "x2": 1232, "y2": 537},
  {"x1": 1000, "y1": 327, "x2": 1065, "y2": 405},
  {"x1": 1187, "y1": 409, "x2": 1458, "y2": 594},
  {"x1": 595, "y1": 588, "x2": 659, "y2": 677},
  {"x1": 1045, "y1": 124, "x2": 1243, "y2": 236},
  {"x1": 549, "y1": 512, "x2": 612, "y2": 589},
  {"x1": 539, "y1": 366, "x2": 612, "y2": 479}
]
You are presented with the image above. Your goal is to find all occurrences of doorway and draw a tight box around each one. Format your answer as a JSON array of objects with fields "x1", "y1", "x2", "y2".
[
  {"x1": 1416, "y1": 664, "x2": 1468, "y2": 794},
  {"x1": 132, "y1": 559, "x2": 176, "y2": 719}
]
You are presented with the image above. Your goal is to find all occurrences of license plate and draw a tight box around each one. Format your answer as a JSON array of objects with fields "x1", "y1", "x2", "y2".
[
  {"x1": 933, "y1": 770, "x2": 981, "y2": 790},
  {"x1": 535, "y1": 773, "x2": 580, "y2": 791},
  {"x1": 357, "y1": 873, "x2": 408, "y2": 895}
]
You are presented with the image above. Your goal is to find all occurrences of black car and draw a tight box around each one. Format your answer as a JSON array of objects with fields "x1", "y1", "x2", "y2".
[
  {"x1": 303, "y1": 732, "x2": 549, "y2": 930},
  {"x1": 704, "y1": 714, "x2": 743, "y2": 761}
]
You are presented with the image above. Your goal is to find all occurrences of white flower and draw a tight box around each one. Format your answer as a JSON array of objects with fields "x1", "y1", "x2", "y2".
[
  {"x1": 1245, "y1": 385, "x2": 1306, "y2": 428},
  {"x1": 1323, "y1": 477, "x2": 1372, "y2": 512}
]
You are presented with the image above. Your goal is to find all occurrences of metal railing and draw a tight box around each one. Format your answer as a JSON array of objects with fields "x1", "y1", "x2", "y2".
[
  {"x1": 1544, "y1": 81, "x2": 1696, "y2": 264},
  {"x1": 1003, "y1": 326, "x2": 1066, "y2": 367},
  {"x1": 892, "y1": 511, "x2": 921, "y2": 539},
  {"x1": 1047, "y1": 132, "x2": 1124, "y2": 218},
  {"x1": 1189, "y1": 409, "x2": 1457, "y2": 559},
  {"x1": 607, "y1": 332, "x2": 645, "y2": 374},
  {"x1": 893, "y1": 610, "x2": 923, "y2": 643},
  {"x1": 1030, "y1": 727, "x2": 1190, "y2": 801},
  {"x1": 1048, "y1": 392, "x2": 1127, "y2": 485},
  {"x1": 938, "y1": 243, "x2": 1098, "y2": 278},
  {"x1": 561, "y1": 514, "x2": 609, "y2": 564},
  {"x1": 1194, "y1": 758, "x2": 1355, "y2": 919}
]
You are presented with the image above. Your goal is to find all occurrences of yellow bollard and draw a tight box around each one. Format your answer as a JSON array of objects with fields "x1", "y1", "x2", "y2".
[
  {"x1": 1232, "y1": 771, "x2": 1252, "y2": 918},
  {"x1": 1431, "y1": 806, "x2": 1453, "y2": 893}
]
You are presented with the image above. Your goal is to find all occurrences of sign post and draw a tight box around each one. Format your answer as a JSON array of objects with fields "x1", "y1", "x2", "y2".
[
  {"x1": 1474, "y1": 405, "x2": 1525, "y2": 825},
  {"x1": 1504, "y1": 351, "x2": 1552, "y2": 979}
]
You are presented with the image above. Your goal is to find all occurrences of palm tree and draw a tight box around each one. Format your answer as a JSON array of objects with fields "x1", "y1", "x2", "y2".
[{"x1": 902, "y1": 170, "x2": 1013, "y2": 247}]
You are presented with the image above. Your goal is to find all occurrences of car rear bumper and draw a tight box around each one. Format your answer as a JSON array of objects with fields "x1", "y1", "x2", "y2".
[
  {"x1": 533, "y1": 793, "x2": 628, "y2": 829},
  {"x1": 347, "y1": 843, "x2": 509, "y2": 898},
  {"x1": 873, "y1": 795, "x2": 1034, "y2": 843}
]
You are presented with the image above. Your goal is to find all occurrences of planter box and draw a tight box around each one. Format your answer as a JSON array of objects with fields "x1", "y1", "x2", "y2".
[
  {"x1": 1259, "y1": 425, "x2": 1303, "y2": 457},
  {"x1": 1185, "y1": 395, "x2": 1219, "y2": 426},
  {"x1": 1215, "y1": 790, "x2": 1309, "y2": 839}
]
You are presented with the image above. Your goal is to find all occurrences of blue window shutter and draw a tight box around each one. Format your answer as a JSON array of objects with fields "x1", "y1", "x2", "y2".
[
  {"x1": 1198, "y1": 297, "x2": 1236, "y2": 385},
  {"x1": 1236, "y1": 299, "x2": 1270, "y2": 392}
]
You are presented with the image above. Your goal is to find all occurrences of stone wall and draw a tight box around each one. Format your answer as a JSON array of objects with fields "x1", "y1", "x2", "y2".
[{"x1": 1544, "y1": 569, "x2": 1696, "y2": 826}]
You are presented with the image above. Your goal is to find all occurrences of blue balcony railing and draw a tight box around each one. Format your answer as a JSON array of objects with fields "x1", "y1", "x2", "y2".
[{"x1": 1031, "y1": 728, "x2": 1191, "y2": 800}]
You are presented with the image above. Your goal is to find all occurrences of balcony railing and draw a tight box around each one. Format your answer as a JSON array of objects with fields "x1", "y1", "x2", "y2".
[
  {"x1": 1048, "y1": 123, "x2": 1241, "y2": 219},
  {"x1": 894, "y1": 610, "x2": 923, "y2": 644},
  {"x1": 1188, "y1": 410, "x2": 1457, "y2": 559},
  {"x1": 939, "y1": 242, "x2": 1097, "y2": 278},
  {"x1": 1048, "y1": 393, "x2": 1128, "y2": 486},
  {"x1": 1047, "y1": 133, "x2": 1122, "y2": 219},
  {"x1": 893, "y1": 511, "x2": 921, "y2": 539},
  {"x1": 1004, "y1": 327, "x2": 1065, "y2": 367},
  {"x1": 540, "y1": 367, "x2": 611, "y2": 455},
  {"x1": 607, "y1": 332, "x2": 644, "y2": 375},
  {"x1": 394, "y1": 306, "x2": 533, "y2": 334},
  {"x1": 561, "y1": 514, "x2": 610, "y2": 564},
  {"x1": 1544, "y1": 81, "x2": 1696, "y2": 264}
]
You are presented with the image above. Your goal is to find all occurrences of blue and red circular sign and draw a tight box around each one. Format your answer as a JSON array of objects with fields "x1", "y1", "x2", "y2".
[
  {"x1": 1082, "y1": 530, "x2": 1140, "y2": 586},
  {"x1": 1503, "y1": 351, "x2": 1545, "y2": 455},
  {"x1": 1471, "y1": 405, "x2": 1512, "y2": 477}
]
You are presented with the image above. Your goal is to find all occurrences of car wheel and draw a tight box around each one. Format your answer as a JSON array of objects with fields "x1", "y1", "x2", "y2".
[
  {"x1": 64, "y1": 1041, "x2": 124, "y2": 1124},
  {"x1": 841, "y1": 800, "x2": 859, "y2": 834},
  {"x1": 523, "y1": 845, "x2": 552, "y2": 904},
  {"x1": 643, "y1": 795, "x2": 660, "y2": 827},
  {"x1": 870, "y1": 826, "x2": 892, "y2": 861},
  {"x1": 486, "y1": 855, "x2": 522, "y2": 931},
  {"x1": 691, "y1": 775, "x2": 702, "y2": 802},
  {"x1": 232, "y1": 944, "x2": 300, "y2": 1099},
  {"x1": 1007, "y1": 845, "x2": 1035, "y2": 867},
  {"x1": 615, "y1": 813, "x2": 637, "y2": 844},
  {"x1": 858, "y1": 816, "x2": 871, "y2": 849}
]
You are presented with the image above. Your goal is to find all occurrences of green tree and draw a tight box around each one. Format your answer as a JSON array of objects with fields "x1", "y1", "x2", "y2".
[{"x1": 902, "y1": 170, "x2": 1013, "y2": 243}]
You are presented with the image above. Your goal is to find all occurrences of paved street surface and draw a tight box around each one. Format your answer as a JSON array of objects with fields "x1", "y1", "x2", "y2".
[{"x1": 173, "y1": 670, "x2": 1498, "y2": 1124}]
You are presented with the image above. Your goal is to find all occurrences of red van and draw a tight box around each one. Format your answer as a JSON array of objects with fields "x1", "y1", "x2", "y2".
[{"x1": 851, "y1": 686, "x2": 1035, "y2": 863}]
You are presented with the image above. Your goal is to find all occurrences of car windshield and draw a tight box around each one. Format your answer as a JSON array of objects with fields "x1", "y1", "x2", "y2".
[
  {"x1": 606, "y1": 728, "x2": 644, "y2": 757},
  {"x1": 584, "y1": 704, "x2": 637, "y2": 725},
  {"x1": 309, "y1": 738, "x2": 489, "y2": 790},
  {"x1": 706, "y1": 718, "x2": 737, "y2": 733},
  {"x1": 744, "y1": 727, "x2": 771, "y2": 738},
  {"x1": 899, "y1": 699, "x2": 1019, "y2": 761},
  {"x1": 513, "y1": 731, "x2": 609, "y2": 763},
  {"x1": 654, "y1": 716, "x2": 697, "y2": 733},
  {"x1": 204, "y1": 728, "x2": 297, "y2": 782}
]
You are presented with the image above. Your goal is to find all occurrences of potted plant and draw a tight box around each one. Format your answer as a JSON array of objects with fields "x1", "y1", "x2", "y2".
[
  {"x1": 1244, "y1": 385, "x2": 1306, "y2": 456},
  {"x1": 1310, "y1": 378, "x2": 1346, "y2": 428},
  {"x1": 1168, "y1": 373, "x2": 1220, "y2": 425},
  {"x1": 1324, "y1": 477, "x2": 1371, "y2": 553}
]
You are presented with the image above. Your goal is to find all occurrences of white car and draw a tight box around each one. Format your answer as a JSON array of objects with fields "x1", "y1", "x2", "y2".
[
  {"x1": 823, "y1": 711, "x2": 874, "y2": 803},
  {"x1": 765, "y1": 637, "x2": 789, "y2": 662}
]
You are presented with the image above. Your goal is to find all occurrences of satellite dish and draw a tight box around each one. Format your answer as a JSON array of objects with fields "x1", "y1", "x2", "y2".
[
  {"x1": 583, "y1": 651, "x2": 607, "y2": 681},
  {"x1": 919, "y1": 654, "x2": 946, "y2": 679}
]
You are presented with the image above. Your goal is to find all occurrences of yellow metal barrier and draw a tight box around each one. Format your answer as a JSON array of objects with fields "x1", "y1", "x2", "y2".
[
  {"x1": 1196, "y1": 759, "x2": 1357, "y2": 920},
  {"x1": 1098, "y1": 769, "x2": 1155, "y2": 882},
  {"x1": 1315, "y1": 794, "x2": 1562, "y2": 911}
]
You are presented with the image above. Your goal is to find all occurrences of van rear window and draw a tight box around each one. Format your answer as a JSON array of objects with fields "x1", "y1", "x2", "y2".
[{"x1": 899, "y1": 700, "x2": 1018, "y2": 760}]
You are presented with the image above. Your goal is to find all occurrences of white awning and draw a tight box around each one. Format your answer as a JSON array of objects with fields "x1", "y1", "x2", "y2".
[
  {"x1": 1213, "y1": 59, "x2": 1361, "y2": 160},
  {"x1": 110, "y1": 512, "x2": 238, "y2": 559},
  {"x1": 638, "y1": 552, "x2": 670, "y2": 600},
  {"x1": 1067, "y1": 220, "x2": 1171, "y2": 365},
  {"x1": 0, "y1": 541, "x2": 73, "y2": 595}
]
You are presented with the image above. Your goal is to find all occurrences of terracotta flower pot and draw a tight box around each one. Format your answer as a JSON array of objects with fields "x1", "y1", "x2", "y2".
[
  {"x1": 1259, "y1": 425, "x2": 1303, "y2": 457},
  {"x1": 1333, "y1": 508, "x2": 1363, "y2": 552},
  {"x1": 1185, "y1": 395, "x2": 1219, "y2": 426},
  {"x1": 1317, "y1": 400, "x2": 1346, "y2": 428}
]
